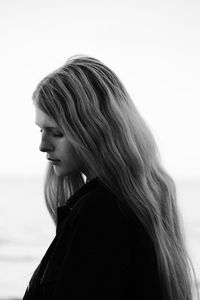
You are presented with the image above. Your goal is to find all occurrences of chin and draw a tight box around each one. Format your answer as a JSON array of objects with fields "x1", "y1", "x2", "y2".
[
  {"x1": 53, "y1": 166, "x2": 79, "y2": 177},
  {"x1": 53, "y1": 166, "x2": 66, "y2": 177}
]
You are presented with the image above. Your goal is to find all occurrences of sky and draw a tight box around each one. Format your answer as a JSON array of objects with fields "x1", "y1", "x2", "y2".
[{"x1": 0, "y1": 0, "x2": 200, "y2": 181}]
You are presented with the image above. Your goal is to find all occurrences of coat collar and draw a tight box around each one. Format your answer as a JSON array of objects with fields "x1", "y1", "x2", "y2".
[{"x1": 56, "y1": 177, "x2": 100, "y2": 232}]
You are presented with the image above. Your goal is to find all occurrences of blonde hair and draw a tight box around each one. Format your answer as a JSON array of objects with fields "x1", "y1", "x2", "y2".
[{"x1": 33, "y1": 55, "x2": 198, "y2": 300}]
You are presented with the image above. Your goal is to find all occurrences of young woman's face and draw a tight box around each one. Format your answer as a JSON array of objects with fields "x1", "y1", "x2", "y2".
[{"x1": 35, "y1": 107, "x2": 84, "y2": 177}]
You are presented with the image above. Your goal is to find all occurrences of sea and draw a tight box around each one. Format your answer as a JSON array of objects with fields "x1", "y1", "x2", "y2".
[{"x1": 0, "y1": 176, "x2": 199, "y2": 299}]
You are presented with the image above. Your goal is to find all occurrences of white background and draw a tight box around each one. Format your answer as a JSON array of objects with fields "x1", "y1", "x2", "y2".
[
  {"x1": 0, "y1": 1, "x2": 200, "y2": 297},
  {"x1": 0, "y1": 0, "x2": 200, "y2": 180}
]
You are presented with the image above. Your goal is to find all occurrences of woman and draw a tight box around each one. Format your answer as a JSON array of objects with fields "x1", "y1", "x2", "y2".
[{"x1": 23, "y1": 55, "x2": 198, "y2": 300}]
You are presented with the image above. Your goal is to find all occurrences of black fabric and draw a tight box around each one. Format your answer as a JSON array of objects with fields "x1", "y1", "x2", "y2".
[{"x1": 23, "y1": 177, "x2": 163, "y2": 299}]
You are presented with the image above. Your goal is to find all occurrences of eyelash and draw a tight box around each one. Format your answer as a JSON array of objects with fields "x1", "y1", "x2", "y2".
[
  {"x1": 53, "y1": 133, "x2": 64, "y2": 138},
  {"x1": 40, "y1": 129, "x2": 64, "y2": 138}
]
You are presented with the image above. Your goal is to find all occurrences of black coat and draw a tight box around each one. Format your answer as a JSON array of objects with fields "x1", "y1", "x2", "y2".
[{"x1": 23, "y1": 177, "x2": 163, "y2": 299}]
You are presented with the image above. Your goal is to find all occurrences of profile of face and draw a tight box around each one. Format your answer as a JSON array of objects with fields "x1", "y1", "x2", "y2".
[{"x1": 35, "y1": 107, "x2": 86, "y2": 178}]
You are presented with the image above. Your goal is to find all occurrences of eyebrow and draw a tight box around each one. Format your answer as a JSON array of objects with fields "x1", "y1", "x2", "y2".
[{"x1": 35, "y1": 123, "x2": 60, "y2": 130}]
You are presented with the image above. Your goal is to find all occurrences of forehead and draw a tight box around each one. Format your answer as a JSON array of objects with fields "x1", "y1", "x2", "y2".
[{"x1": 35, "y1": 107, "x2": 58, "y2": 128}]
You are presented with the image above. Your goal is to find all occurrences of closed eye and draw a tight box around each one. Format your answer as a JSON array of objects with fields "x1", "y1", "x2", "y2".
[
  {"x1": 52, "y1": 132, "x2": 64, "y2": 138},
  {"x1": 39, "y1": 129, "x2": 64, "y2": 138}
]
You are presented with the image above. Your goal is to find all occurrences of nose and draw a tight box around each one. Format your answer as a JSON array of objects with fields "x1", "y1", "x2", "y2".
[{"x1": 39, "y1": 137, "x2": 54, "y2": 153}]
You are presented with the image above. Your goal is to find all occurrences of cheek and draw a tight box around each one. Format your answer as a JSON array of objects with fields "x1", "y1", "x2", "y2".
[{"x1": 61, "y1": 142, "x2": 79, "y2": 162}]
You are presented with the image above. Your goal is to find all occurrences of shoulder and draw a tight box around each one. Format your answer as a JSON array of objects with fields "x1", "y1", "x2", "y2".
[
  {"x1": 59, "y1": 178, "x2": 161, "y2": 295},
  {"x1": 74, "y1": 178, "x2": 116, "y2": 215},
  {"x1": 71, "y1": 178, "x2": 129, "y2": 229},
  {"x1": 72, "y1": 178, "x2": 154, "y2": 251},
  {"x1": 72, "y1": 179, "x2": 158, "y2": 270}
]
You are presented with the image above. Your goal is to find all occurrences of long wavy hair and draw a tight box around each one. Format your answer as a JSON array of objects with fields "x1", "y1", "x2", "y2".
[{"x1": 32, "y1": 55, "x2": 198, "y2": 300}]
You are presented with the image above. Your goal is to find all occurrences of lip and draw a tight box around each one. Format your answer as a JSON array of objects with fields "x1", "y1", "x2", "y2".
[{"x1": 47, "y1": 158, "x2": 61, "y2": 165}]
